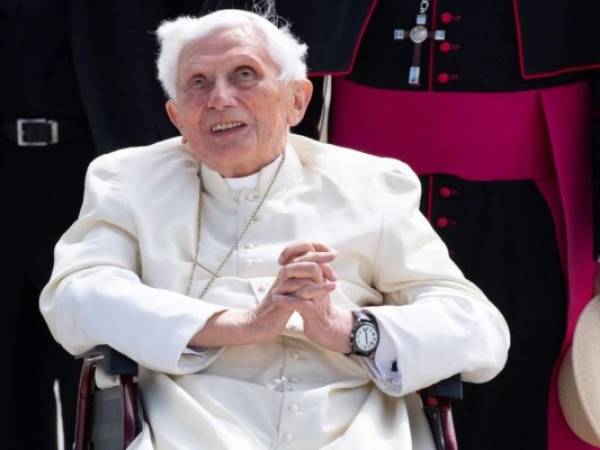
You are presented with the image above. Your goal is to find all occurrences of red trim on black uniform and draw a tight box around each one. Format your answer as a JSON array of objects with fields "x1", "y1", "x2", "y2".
[
  {"x1": 427, "y1": 0, "x2": 440, "y2": 91},
  {"x1": 513, "y1": 0, "x2": 600, "y2": 80},
  {"x1": 427, "y1": 175, "x2": 435, "y2": 221},
  {"x1": 309, "y1": 0, "x2": 379, "y2": 77}
]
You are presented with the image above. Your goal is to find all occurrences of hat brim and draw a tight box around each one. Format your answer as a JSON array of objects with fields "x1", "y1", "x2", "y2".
[{"x1": 558, "y1": 295, "x2": 600, "y2": 446}]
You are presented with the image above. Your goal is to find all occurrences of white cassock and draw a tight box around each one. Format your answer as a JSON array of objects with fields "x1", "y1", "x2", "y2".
[{"x1": 40, "y1": 133, "x2": 509, "y2": 450}]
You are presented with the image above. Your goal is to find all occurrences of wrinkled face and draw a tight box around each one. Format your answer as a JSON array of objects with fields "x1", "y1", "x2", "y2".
[{"x1": 166, "y1": 25, "x2": 311, "y2": 177}]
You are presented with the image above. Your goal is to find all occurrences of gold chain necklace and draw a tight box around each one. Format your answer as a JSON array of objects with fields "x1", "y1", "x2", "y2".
[{"x1": 185, "y1": 151, "x2": 286, "y2": 299}]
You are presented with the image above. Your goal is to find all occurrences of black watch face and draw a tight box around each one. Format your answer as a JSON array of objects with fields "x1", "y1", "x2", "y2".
[{"x1": 355, "y1": 323, "x2": 378, "y2": 353}]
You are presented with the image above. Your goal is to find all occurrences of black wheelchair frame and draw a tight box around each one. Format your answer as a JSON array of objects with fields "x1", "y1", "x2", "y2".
[{"x1": 74, "y1": 346, "x2": 462, "y2": 450}]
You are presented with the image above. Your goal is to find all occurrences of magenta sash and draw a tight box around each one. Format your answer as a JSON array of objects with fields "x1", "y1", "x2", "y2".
[{"x1": 330, "y1": 77, "x2": 595, "y2": 450}]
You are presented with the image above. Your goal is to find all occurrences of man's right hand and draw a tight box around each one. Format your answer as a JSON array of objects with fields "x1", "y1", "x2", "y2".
[{"x1": 188, "y1": 242, "x2": 337, "y2": 348}]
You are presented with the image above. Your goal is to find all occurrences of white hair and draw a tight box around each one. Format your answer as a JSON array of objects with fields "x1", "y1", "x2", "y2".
[{"x1": 156, "y1": 9, "x2": 308, "y2": 100}]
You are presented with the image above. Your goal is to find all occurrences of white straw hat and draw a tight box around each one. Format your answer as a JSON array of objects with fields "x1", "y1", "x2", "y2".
[{"x1": 558, "y1": 295, "x2": 600, "y2": 446}]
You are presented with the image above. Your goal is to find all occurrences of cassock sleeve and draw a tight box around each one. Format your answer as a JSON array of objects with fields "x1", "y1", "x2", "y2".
[
  {"x1": 39, "y1": 154, "x2": 227, "y2": 375},
  {"x1": 362, "y1": 160, "x2": 510, "y2": 397}
]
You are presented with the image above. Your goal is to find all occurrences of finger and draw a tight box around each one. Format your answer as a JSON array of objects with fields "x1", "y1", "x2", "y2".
[
  {"x1": 278, "y1": 242, "x2": 337, "y2": 265},
  {"x1": 288, "y1": 256, "x2": 337, "y2": 282},
  {"x1": 293, "y1": 281, "x2": 337, "y2": 300},
  {"x1": 274, "y1": 278, "x2": 336, "y2": 297},
  {"x1": 278, "y1": 241, "x2": 316, "y2": 265},
  {"x1": 273, "y1": 278, "x2": 313, "y2": 295},
  {"x1": 271, "y1": 293, "x2": 313, "y2": 307},
  {"x1": 291, "y1": 253, "x2": 338, "y2": 281},
  {"x1": 319, "y1": 263, "x2": 338, "y2": 282},
  {"x1": 279, "y1": 261, "x2": 324, "y2": 283},
  {"x1": 310, "y1": 242, "x2": 336, "y2": 253},
  {"x1": 292, "y1": 251, "x2": 337, "y2": 265},
  {"x1": 271, "y1": 294, "x2": 329, "y2": 316}
]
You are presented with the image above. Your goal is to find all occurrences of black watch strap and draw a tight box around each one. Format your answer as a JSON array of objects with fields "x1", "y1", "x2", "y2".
[{"x1": 347, "y1": 310, "x2": 379, "y2": 357}]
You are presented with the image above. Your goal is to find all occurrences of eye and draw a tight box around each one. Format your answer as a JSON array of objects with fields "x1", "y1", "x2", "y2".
[
  {"x1": 190, "y1": 75, "x2": 208, "y2": 89},
  {"x1": 234, "y1": 66, "x2": 257, "y2": 83}
]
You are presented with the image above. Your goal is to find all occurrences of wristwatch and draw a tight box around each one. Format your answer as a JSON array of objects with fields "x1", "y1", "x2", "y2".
[{"x1": 348, "y1": 311, "x2": 380, "y2": 356}]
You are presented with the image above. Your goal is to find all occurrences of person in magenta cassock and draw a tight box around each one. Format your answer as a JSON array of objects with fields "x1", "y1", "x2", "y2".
[{"x1": 198, "y1": 1, "x2": 600, "y2": 449}]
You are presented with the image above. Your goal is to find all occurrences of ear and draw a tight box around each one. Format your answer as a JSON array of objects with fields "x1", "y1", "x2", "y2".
[
  {"x1": 286, "y1": 79, "x2": 313, "y2": 127},
  {"x1": 166, "y1": 99, "x2": 181, "y2": 130}
]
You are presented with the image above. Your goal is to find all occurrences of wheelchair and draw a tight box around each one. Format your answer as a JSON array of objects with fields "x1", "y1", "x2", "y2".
[{"x1": 73, "y1": 346, "x2": 462, "y2": 450}]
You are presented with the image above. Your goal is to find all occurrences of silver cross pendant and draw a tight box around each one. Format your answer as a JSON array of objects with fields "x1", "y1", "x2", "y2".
[{"x1": 394, "y1": 14, "x2": 446, "y2": 86}]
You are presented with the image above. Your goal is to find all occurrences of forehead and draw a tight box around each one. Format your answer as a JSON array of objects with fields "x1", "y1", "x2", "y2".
[{"x1": 178, "y1": 25, "x2": 277, "y2": 73}]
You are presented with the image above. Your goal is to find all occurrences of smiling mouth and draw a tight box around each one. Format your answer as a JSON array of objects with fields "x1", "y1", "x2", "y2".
[{"x1": 210, "y1": 121, "x2": 246, "y2": 134}]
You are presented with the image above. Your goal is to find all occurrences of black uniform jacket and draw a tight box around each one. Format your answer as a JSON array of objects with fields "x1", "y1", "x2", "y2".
[
  {"x1": 68, "y1": 1, "x2": 181, "y2": 154},
  {"x1": 200, "y1": 0, "x2": 600, "y2": 255}
]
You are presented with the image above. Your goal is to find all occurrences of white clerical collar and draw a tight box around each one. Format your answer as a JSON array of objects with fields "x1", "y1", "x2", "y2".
[
  {"x1": 199, "y1": 140, "x2": 302, "y2": 196},
  {"x1": 224, "y1": 172, "x2": 259, "y2": 190}
]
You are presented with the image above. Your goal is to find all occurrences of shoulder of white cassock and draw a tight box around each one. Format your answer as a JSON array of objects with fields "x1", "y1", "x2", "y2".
[
  {"x1": 287, "y1": 132, "x2": 422, "y2": 197},
  {"x1": 86, "y1": 134, "x2": 422, "y2": 199}
]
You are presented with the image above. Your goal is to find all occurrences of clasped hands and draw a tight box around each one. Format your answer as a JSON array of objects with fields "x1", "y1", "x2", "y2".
[
  {"x1": 189, "y1": 242, "x2": 355, "y2": 354},
  {"x1": 251, "y1": 241, "x2": 354, "y2": 354}
]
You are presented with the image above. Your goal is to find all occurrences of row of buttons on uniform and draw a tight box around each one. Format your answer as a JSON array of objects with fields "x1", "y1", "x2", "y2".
[
  {"x1": 435, "y1": 185, "x2": 459, "y2": 229},
  {"x1": 279, "y1": 350, "x2": 307, "y2": 443},
  {"x1": 270, "y1": 353, "x2": 306, "y2": 388},
  {"x1": 436, "y1": 12, "x2": 461, "y2": 85},
  {"x1": 269, "y1": 377, "x2": 299, "y2": 392},
  {"x1": 241, "y1": 190, "x2": 262, "y2": 271},
  {"x1": 241, "y1": 188, "x2": 304, "y2": 446},
  {"x1": 244, "y1": 191, "x2": 260, "y2": 202}
]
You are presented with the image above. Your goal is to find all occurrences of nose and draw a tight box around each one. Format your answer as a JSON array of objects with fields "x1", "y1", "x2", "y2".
[{"x1": 207, "y1": 79, "x2": 236, "y2": 110}]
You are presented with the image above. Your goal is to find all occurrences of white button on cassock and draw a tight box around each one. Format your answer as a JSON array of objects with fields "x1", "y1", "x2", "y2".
[
  {"x1": 283, "y1": 432, "x2": 294, "y2": 443},
  {"x1": 288, "y1": 375, "x2": 299, "y2": 383},
  {"x1": 288, "y1": 403, "x2": 299, "y2": 414}
]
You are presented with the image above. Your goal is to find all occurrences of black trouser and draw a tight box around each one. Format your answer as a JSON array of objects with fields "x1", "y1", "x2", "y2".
[
  {"x1": 0, "y1": 137, "x2": 95, "y2": 450},
  {"x1": 419, "y1": 174, "x2": 566, "y2": 450}
]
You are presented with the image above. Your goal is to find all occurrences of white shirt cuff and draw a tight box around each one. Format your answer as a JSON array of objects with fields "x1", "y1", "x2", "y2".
[{"x1": 365, "y1": 320, "x2": 402, "y2": 387}]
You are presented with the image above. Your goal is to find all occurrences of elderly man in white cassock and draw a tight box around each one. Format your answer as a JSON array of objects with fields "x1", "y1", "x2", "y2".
[{"x1": 40, "y1": 9, "x2": 510, "y2": 450}]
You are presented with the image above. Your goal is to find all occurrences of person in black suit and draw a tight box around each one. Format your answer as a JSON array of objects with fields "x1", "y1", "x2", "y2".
[{"x1": 0, "y1": 1, "x2": 187, "y2": 447}]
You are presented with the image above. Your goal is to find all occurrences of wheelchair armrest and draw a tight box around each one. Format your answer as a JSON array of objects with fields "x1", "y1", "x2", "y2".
[
  {"x1": 74, "y1": 346, "x2": 141, "y2": 450},
  {"x1": 76, "y1": 345, "x2": 138, "y2": 376},
  {"x1": 422, "y1": 374, "x2": 463, "y2": 401},
  {"x1": 420, "y1": 375, "x2": 463, "y2": 450}
]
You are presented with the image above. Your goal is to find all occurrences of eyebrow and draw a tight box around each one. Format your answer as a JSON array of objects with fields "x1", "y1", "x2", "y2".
[{"x1": 181, "y1": 52, "x2": 264, "y2": 76}]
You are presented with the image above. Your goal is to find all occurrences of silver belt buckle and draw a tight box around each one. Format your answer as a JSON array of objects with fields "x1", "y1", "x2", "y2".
[{"x1": 17, "y1": 118, "x2": 59, "y2": 146}]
